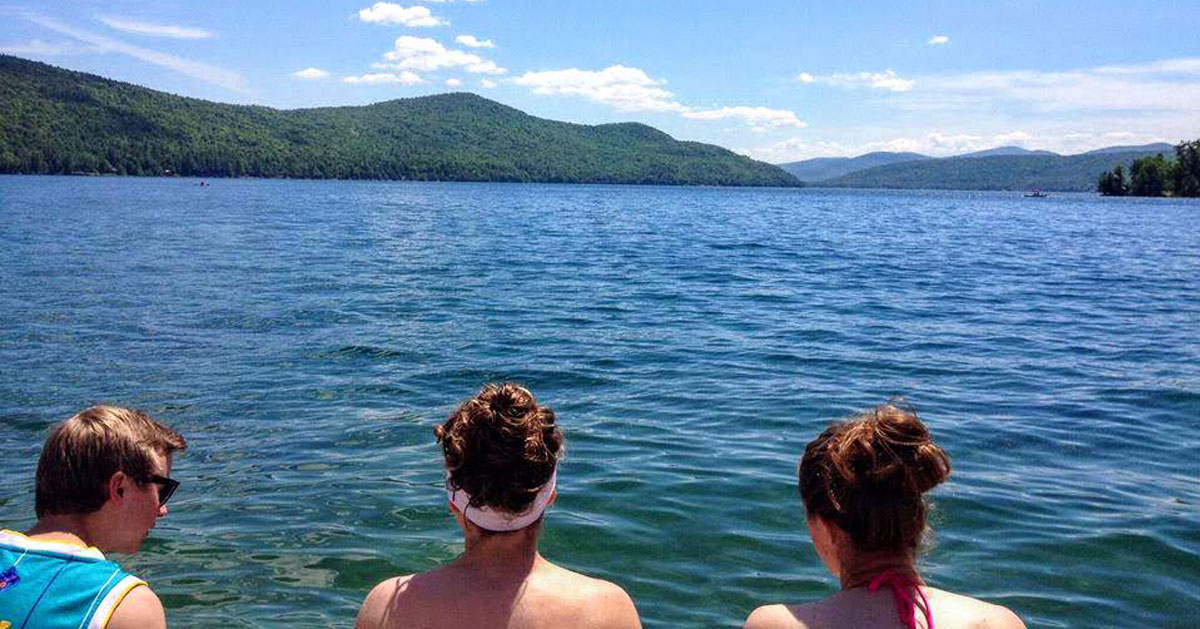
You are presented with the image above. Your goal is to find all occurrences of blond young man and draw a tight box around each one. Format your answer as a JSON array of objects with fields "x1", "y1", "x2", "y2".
[{"x1": 0, "y1": 406, "x2": 186, "y2": 629}]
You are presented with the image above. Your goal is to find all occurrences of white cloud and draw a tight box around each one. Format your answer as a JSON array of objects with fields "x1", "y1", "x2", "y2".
[
  {"x1": 343, "y1": 71, "x2": 423, "y2": 85},
  {"x1": 98, "y1": 17, "x2": 215, "y2": 39},
  {"x1": 741, "y1": 132, "x2": 993, "y2": 162},
  {"x1": 512, "y1": 65, "x2": 684, "y2": 112},
  {"x1": 455, "y1": 34, "x2": 494, "y2": 48},
  {"x1": 864, "y1": 133, "x2": 984, "y2": 154},
  {"x1": 989, "y1": 130, "x2": 1034, "y2": 146},
  {"x1": 445, "y1": 77, "x2": 462, "y2": 86},
  {"x1": 377, "y1": 35, "x2": 506, "y2": 74},
  {"x1": 802, "y1": 69, "x2": 915, "y2": 92},
  {"x1": 736, "y1": 137, "x2": 854, "y2": 162},
  {"x1": 513, "y1": 64, "x2": 808, "y2": 131},
  {"x1": 927, "y1": 35, "x2": 950, "y2": 45},
  {"x1": 0, "y1": 39, "x2": 97, "y2": 55},
  {"x1": 743, "y1": 126, "x2": 1177, "y2": 163},
  {"x1": 480, "y1": 78, "x2": 497, "y2": 88},
  {"x1": 24, "y1": 15, "x2": 249, "y2": 94},
  {"x1": 292, "y1": 67, "x2": 330, "y2": 80},
  {"x1": 358, "y1": 3, "x2": 447, "y2": 27},
  {"x1": 682, "y1": 106, "x2": 806, "y2": 130}
]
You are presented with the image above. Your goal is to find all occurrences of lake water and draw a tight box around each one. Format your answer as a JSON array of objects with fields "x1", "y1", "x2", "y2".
[{"x1": 1, "y1": 176, "x2": 1197, "y2": 628}]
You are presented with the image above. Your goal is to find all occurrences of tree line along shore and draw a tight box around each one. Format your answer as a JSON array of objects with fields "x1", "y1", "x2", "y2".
[{"x1": 1097, "y1": 140, "x2": 1200, "y2": 197}]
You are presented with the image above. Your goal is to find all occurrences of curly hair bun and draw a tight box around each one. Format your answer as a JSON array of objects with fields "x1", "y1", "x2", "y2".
[
  {"x1": 800, "y1": 402, "x2": 951, "y2": 553},
  {"x1": 437, "y1": 383, "x2": 564, "y2": 514},
  {"x1": 833, "y1": 404, "x2": 951, "y2": 495}
]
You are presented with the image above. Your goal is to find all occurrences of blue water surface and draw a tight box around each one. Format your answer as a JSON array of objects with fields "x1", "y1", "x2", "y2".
[{"x1": 1, "y1": 176, "x2": 1198, "y2": 628}]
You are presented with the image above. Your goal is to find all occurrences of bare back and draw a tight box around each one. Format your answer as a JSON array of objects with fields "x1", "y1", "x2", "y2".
[
  {"x1": 745, "y1": 586, "x2": 1025, "y2": 629},
  {"x1": 357, "y1": 556, "x2": 640, "y2": 629}
]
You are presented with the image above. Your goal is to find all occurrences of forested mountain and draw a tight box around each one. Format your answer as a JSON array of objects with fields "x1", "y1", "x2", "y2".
[
  {"x1": 0, "y1": 55, "x2": 798, "y2": 186},
  {"x1": 1081, "y1": 143, "x2": 1174, "y2": 155},
  {"x1": 958, "y1": 146, "x2": 1058, "y2": 158},
  {"x1": 778, "y1": 151, "x2": 929, "y2": 182},
  {"x1": 818, "y1": 150, "x2": 1172, "y2": 191}
]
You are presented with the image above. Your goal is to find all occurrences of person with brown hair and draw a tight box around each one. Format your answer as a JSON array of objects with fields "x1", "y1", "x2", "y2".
[
  {"x1": 356, "y1": 383, "x2": 642, "y2": 629},
  {"x1": 0, "y1": 406, "x2": 186, "y2": 629},
  {"x1": 745, "y1": 404, "x2": 1025, "y2": 629}
]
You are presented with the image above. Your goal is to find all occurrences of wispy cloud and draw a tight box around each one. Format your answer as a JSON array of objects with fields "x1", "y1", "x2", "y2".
[
  {"x1": 797, "y1": 69, "x2": 914, "y2": 92},
  {"x1": 374, "y1": 36, "x2": 505, "y2": 74},
  {"x1": 1093, "y1": 58, "x2": 1200, "y2": 75},
  {"x1": 455, "y1": 34, "x2": 494, "y2": 48},
  {"x1": 343, "y1": 71, "x2": 423, "y2": 85},
  {"x1": 292, "y1": 67, "x2": 330, "y2": 80},
  {"x1": 480, "y1": 78, "x2": 496, "y2": 88},
  {"x1": 0, "y1": 38, "x2": 98, "y2": 56},
  {"x1": 908, "y1": 58, "x2": 1200, "y2": 112},
  {"x1": 98, "y1": 17, "x2": 215, "y2": 40},
  {"x1": 927, "y1": 35, "x2": 949, "y2": 45},
  {"x1": 23, "y1": 14, "x2": 249, "y2": 94},
  {"x1": 358, "y1": 3, "x2": 447, "y2": 27}
]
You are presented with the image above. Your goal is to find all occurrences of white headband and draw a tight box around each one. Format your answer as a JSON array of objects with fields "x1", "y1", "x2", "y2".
[{"x1": 447, "y1": 469, "x2": 557, "y2": 532}]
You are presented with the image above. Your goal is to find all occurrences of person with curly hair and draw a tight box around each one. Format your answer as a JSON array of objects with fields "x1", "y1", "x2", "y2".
[
  {"x1": 356, "y1": 383, "x2": 641, "y2": 629},
  {"x1": 745, "y1": 404, "x2": 1025, "y2": 629}
]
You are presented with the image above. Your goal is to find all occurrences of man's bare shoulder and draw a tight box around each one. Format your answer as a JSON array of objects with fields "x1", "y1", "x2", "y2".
[
  {"x1": 531, "y1": 563, "x2": 641, "y2": 629},
  {"x1": 107, "y1": 585, "x2": 167, "y2": 629},
  {"x1": 356, "y1": 574, "x2": 418, "y2": 629}
]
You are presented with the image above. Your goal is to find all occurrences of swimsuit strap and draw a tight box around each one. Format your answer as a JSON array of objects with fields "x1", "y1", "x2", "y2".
[{"x1": 868, "y1": 570, "x2": 933, "y2": 629}]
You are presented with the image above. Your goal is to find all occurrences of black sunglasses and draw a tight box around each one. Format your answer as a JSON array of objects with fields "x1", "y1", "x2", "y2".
[{"x1": 144, "y1": 474, "x2": 180, "y2": 506}]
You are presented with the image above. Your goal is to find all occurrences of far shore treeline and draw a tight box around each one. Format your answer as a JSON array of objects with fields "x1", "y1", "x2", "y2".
[
  {"x1": 1097, "y1": 140, "x2": 1200, "y2": 197},
  {"x1": 0, "y1": 55, "x2": 798, "y2": 187}
]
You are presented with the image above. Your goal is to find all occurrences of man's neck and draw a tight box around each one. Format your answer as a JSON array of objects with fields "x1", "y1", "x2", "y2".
[
  {"x1": 456, "y1": 526, "x2": 543, "y2": 576},
  {"x1": 26, "y1": 514, "x2": 98, "y2": 548}
]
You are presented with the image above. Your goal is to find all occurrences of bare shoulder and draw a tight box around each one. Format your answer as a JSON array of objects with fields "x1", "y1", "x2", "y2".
[
  {"x1": 355, "y1": 574, "x2": 417, "y2": 629},
  {"x1": 744, "y1": 603, "x2": 810, "y2": 629},
  {"x1": 107, "y1": 585, "x2": 166, "y2": 629},
  {"x1": 536, "y1": 564, "x2": 641, "y2": 629},
  {"x1": 927, "y1": 588, "x2": 1027, "y2": 629}
]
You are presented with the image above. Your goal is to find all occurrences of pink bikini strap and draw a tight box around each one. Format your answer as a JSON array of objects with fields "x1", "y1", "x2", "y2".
[{"x1": 868, "y1": 571, "x2": 934, "y2": 629}]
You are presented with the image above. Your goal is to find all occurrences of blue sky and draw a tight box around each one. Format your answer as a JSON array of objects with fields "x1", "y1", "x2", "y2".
[{"x1": 3, "y1": 1, "x2": 1198, "y2": 162}]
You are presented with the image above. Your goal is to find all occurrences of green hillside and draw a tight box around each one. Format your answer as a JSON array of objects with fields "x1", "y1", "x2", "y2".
[
  {"x1": 0, "y1": 55, "x2": 798, "y2": 187},
  {"x1": 817, "y1": 151, "x2": 1173, "y2": 191}
]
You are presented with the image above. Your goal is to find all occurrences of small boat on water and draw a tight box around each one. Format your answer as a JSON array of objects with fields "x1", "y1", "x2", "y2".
[{"x1": 1024, "y1": 189, "x2": 1048, "y2": 198}]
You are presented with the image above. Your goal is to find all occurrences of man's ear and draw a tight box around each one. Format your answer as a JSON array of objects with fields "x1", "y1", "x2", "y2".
[
  {"x1": 107, "y1": 470, "x2": 130, "y2": 503},
  {"x1": 547, "y1": 488, "x2": 557, "y2": 508}
]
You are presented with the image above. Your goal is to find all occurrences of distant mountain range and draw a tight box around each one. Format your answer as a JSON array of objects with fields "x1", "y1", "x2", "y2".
[
  {"x1": 778, "y1": 151, "x2": 930, "y2": 183},
  {"x1": 778, "y1": 143, "x2": 1179, "y2": 191},
  {"x1": 0, "y1": 55, "x2": 797, "y2": 187}
]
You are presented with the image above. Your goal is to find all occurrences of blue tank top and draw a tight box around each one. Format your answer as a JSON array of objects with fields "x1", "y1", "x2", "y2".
[{"x1": 0, "y1": 530, "x2": 145, "y2": 629}]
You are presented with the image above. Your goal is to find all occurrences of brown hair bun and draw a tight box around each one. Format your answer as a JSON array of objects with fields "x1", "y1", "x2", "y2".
[
  {"x1": 436, "y1": 383, "x2": 563, "y2": 514},
  {"x1": 799, "y1": 402, "x2": 950, "y2": 553}
]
